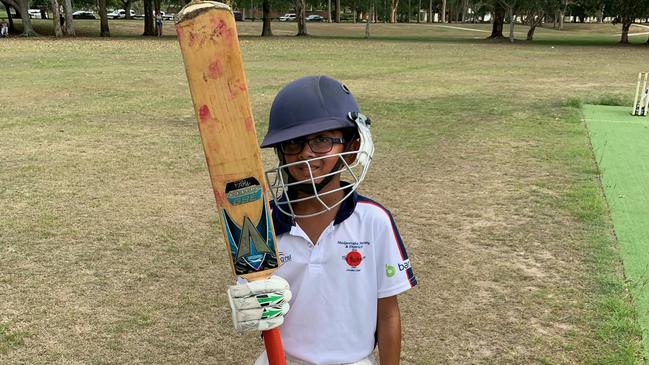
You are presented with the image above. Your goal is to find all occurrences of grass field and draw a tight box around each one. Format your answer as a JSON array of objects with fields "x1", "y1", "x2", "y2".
[{"x1": 0, "y1": 20, "x2": 647, "y2": 364}]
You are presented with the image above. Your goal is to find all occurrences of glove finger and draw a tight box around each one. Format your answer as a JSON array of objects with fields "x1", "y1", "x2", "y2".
[
  {"x1": 232, "y1": 291, "x2": 291, "y2": 310},
  {"x1": 229, "y1": 276, "x2": 289, "y2": 298},
  {"x1": 235, "y1": 303, "x2": 290, "y2": 322},
  {"x1": 237, "y1": 317, "x2": 284, "y2": 332}
]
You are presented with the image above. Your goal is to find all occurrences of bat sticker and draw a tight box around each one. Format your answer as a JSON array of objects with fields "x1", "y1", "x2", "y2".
[
  {"x1": 226, "y1": 177, "x2": 262, "y2": 205},
  {"x1": 221, "y1": 200, "x2": 278, "y2": 274}
]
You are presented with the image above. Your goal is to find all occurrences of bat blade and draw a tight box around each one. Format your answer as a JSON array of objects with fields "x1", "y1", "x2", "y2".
[{"x1": 175, "y1": 2, "x2": 285, "y2": 364}]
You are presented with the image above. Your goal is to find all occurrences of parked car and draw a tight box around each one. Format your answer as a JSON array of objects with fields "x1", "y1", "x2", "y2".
[
  {"x1": 279, "y1": 13, "x2": 296, "y2": 21},
  {"x1": 108, "y1": 9, "x2": 135, "y2": 19},
  {"x1": 159, "y1": 11, "x2": 175, "y2": 20},
  {"x1": 305, "y1": 14, "x2": 324, "y2": 22},
  {"x1": 72, "y1": 11, "x2": 96, "y2": 19},
  {"x1": 27, "y1": 9, "x2": 42, "y2": 19}
]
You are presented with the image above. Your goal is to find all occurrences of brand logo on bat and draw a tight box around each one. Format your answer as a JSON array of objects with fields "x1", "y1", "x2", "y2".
[
  {"x1": 226, "y1": 177, "x2": 262, "y2": 205},
  {"x1": 221, "y1": 200, "x2": 278, "y2": 273}
]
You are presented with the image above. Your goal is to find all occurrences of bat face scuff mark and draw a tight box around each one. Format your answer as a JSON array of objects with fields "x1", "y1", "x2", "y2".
[
  {"x1": 245, "y1": 116, "x2": 254, "y2": 132},
  {"x1": 199, "y1": 105, "x2": 211, "y2": 122},
  {"x1": 208, "y1": 58, "x2": 224, "y2": 79}
]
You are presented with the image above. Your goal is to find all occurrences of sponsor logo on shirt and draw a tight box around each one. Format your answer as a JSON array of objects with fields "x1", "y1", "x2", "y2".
[
  {"x1": 385, "y1": 259, "x2": 410, "y2": 277},
  {"x1": 279, "y1": 251, "x2": 292, "y2": 264},
  {"x1": 399, "y1": 259, "x2": 411, "y2": 271},
  {"x1": 385, "y1": 264, "x2": 396, "y2": 277}
]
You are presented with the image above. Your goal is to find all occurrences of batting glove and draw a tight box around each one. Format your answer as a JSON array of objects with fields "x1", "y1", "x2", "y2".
[{"x1": 227, "y1": 275, "x2": 291, "y2": 332}]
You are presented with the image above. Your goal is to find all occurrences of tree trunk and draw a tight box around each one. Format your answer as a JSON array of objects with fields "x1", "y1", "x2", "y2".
[
  {"x1": 406, "y1": 0, "x2": 410, "y2": 22},
  {"x1": 461, "y1": 0, "x2": 467, "y2": 22},
  {"x1": 99, "y1": 0, "x2": 110, "y2": 36},
  {"x1": 143, "y1": 0, "x2": 155, "y2": 35},
  {"x1": 596, "y1": 3, "x2": 603, "y2": 23},
  {"x1": 261, "y1": 0, "x2": 272, "y2": 36},
  {"x1": 50, "y1": 0, "x2": 63, "y2": 37},
  {"x1": 558, "y1": 8, "x2": 565, "y2": 30},
  {"x1": 389, "y1": 0, "x2": 398, "y2": 22},
  {"x1": 124, "y1": 0, "x2": 133, "y2": 19},
  {"x1": 526, "y1": 12, "x2": 542, "y2": 41},
  {"x1": 488, "y1": 0, "x2": 504, "y2": 38},
  {"x1": 441, "y1": 0, "x2": 446, "y2": 23},
  {"x1": 154, "y1": 0, "x2": 161, "y2": 36},
  {"x1": 428, "y1": 0, "x2": 432, "y2": 23},
  {"x1": 527, "y1": 24, "x2": 536, "y2": 40},
  {"x1": 62, "y1": 0, "x2": 74, "y2": 36},
  {"x1": 352, "y1": 0, "x2": 356, "y2": 23},
  {"x1": 10, "y1": 0, "x2": 37, "y2": 36},
  {"x1": 507, "y1": 6, "x2": 514, "y2": 42},
  {"x1": 335, "y1": 0, "x2": 340, "y2": 22},
  {"x1": 365, "y1": 2, "x2": 372, "y2": 38},
  {"x1": 620, "y1": 19, "x2": 631, "y2": 44},
  {"x1": 327, "y1": 0, "x2": 332, "y2": 22},
  {"x1": 295, "y1": 0, "x2": 307, "y2": 35}
]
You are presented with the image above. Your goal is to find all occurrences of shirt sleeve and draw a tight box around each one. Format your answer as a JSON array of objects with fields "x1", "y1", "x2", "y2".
[{"x1": 375, "y1": 209, "x2": 417, "y2": 298}]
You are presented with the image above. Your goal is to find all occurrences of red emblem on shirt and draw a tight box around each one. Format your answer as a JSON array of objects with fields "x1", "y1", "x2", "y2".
[{"x1": 345, "y1": 250, "x2": 363, "y2": 267}]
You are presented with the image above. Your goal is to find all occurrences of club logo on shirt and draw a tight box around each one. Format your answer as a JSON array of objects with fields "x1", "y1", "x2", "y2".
[{"x1": 343, "y1": 249, "x2": 365, "y2": 271}]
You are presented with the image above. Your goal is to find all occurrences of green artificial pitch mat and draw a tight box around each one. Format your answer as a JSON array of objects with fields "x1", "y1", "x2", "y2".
[{"x1": 584, "y1": 104, "x2": 649, "y2": 359}]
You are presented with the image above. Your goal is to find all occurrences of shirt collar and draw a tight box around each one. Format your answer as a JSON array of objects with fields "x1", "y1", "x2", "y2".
[{"x1": 270, "y1": 182, "x2": 358, "y2": 236}]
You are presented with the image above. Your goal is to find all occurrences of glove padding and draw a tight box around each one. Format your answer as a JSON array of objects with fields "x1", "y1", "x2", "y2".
[{"x1": 228, "y1": 275, "x2": 291, "y2": 332}]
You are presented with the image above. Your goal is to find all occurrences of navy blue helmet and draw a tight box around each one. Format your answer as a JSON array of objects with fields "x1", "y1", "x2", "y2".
[
  {"x1": 262, "y1": 76, "x2": 375, "y2": 218},
  {"x1": 261, "y1": 75, "x2": 360, "y2": 148}
]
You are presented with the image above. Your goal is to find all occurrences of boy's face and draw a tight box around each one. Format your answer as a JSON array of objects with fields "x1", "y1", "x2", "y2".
[{"x1": 282, "y1": 129, "x2": 353, "y2": 184}]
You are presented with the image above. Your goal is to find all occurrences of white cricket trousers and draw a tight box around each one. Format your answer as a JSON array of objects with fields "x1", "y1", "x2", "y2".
[{"x1": 254, "y1": 351, "x2": 377, "y2": 365}]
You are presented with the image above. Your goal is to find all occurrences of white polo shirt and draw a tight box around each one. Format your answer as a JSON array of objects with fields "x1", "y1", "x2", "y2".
[{"x1": 270, "y1": 188, "x2": 417, "y2": 365}]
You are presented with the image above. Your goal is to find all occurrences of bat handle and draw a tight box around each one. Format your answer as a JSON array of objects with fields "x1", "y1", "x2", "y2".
[{"x1": 262, "y1": 328, "x2": 286, "y2": 365}]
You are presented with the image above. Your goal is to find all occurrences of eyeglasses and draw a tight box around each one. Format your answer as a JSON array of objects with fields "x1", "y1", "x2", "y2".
[{"x1": 280, "y1": 136, "x2": 347, "y2": 155}]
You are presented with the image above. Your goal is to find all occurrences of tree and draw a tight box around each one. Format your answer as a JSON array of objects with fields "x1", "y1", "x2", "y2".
[
  {"x1": 521, "y1": 0, "x2": 558, "y2": 40},
  {"x1": 499, "y1": 0, "x2": 518, "y2": 42},
  {"x1": 50, "y1": 0, "x2": 63, "y2": 37},
  {"x1": 441, "y1": 0, "x2": 446, "y2": 22},
  {"x1": 3, "y1": 0, "x2": 37, "y2": 36},
  {"x1": 488, "y1": 0, "x2": 505, "y2": 38},
  {"x1": 610, "y1": 0, "x2": 649, "y2": 44},
  {"x1": 261, "y1": 0, "x2": 272, "y2": 36},
  {"x1": 295, "y1": 0, "x2": 307, "y2": 35},
  {"x1": 143, "y1": 0, "x2": 155, "y2": 35},
  {"x1": 336, "y1": 0, "x2": 340, "y2": 21},
  {"x1": 62, "y1": 0, "x2": 74, "y2": 35},
  {"x1": 98, "y1": 0, "x2": 110, "y2": 36}
]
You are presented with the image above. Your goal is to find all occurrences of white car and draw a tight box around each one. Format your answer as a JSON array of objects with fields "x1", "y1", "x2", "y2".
[
  {"x1": 279, "y1": 13, "x2": 296, "y2": 21},
  {"x1": 27, "y1": 9, "x2": 42, "y2": 19},
  {"x1": 108, "y1": 9, "x2": 135, "y2": 19}
]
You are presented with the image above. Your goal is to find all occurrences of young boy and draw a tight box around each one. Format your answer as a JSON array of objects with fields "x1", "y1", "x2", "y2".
[
  {"x1": 228, "y1": 76, "x2": 417, "y2": 365},
  {"x1": 0, "y1": 20, "x2": 8, "y2": 37}
]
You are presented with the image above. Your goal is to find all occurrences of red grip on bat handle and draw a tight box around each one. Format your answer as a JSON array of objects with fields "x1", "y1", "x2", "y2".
[{"x1": 263, "y1": 327, "x2": 286, "y2": 365}]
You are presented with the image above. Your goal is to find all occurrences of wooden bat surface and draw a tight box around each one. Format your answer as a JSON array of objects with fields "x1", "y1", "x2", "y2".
[
  {"x1": 176, "y1": 1, "x2": 279, "y2": 281},
  {"x1": 175, "y1": 2, "x2": 285, "y2": 364}
]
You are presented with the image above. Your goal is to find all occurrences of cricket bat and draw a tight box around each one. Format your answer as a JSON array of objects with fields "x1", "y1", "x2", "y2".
[{"x1": 175, "y1": 2, "x2": 285, "y2": 364}]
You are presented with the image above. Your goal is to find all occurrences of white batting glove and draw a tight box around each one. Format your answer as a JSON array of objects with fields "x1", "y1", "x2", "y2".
[{"x1": 227, "y1": 275, "x2": 291, "y2": 332}]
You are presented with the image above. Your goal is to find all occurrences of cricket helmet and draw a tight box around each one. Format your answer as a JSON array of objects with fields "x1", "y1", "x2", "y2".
[{"x1": 262, "y1": 75, "x2": 374, "y2": 218}]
